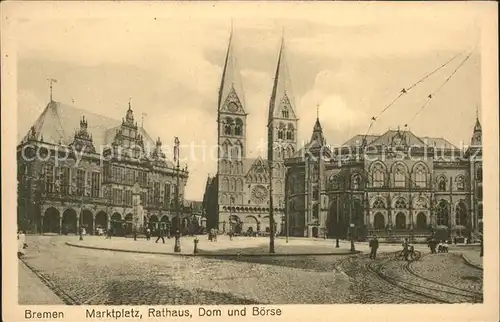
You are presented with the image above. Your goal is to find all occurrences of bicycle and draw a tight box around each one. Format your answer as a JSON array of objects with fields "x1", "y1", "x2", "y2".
[{"x1": 395, "y1": 245, "x2": 416, "y2": 261}]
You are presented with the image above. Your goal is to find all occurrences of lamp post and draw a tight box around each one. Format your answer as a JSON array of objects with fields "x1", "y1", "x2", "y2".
[
  {"x1": 229, "y1": 196, "x2": 234, "y2": 236},
  {"x1": 350, "y1": 223, "x2": 355, "y2": 252},
  {"x1": 174, "y1": 137, "x2": 181, "y2": 234}
]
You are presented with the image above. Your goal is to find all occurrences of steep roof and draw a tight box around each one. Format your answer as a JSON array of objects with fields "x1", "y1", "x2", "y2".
[
  {"x1": 19, "y1": 100, "x2": 161, "y2": 156},
  {"x1": 218, "y1": 29, "x2": 245, "y2": 112},
  {"x1": 473, "y1": 117, "x2": 482, "y2": 132},
  {"x1": 309, "y1": 118, "x2": 326, "y2": 149},
  {"x1": 341, "y1": 129, "x2": 458, "y2": 149},
  {"x1": 268, "y1": 37, "x2": 297, "y2": 122}
]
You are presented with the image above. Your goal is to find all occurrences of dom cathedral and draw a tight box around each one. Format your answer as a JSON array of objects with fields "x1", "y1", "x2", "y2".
[
  {"x1": 204, "y1": 32, "x2": 298, "y2": 235},
  {"x1": 204, "y1": 32, "x2": 483, "y2": 240}
]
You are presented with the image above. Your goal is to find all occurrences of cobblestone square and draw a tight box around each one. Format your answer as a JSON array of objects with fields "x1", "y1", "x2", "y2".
[{"x1": 19, "y1": 236, "x2": 483, "y2": 305}]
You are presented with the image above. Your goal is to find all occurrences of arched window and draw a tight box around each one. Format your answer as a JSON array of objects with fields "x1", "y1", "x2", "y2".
[
  {"x1": 222, "y1": 141, "x2": 230, "y2": 158},
  {"x1": 372, "y1": 198, "x2": 385, "y2": 209},
  {"x1": 414, "y1": 164, "x2": 427, "y2": 188},
  {"x1": 236, "y1": 178, "x2": 243, "y2": 192},
  {"x1": 222, "y1": 178, "x2": 229, "y2": 191},
  {"x1": 374, "y1": 213, "x2": 385, "y2": 229},
  {"x1": 455, "y1": 201, "x2": 468, "y2": 226},
  {"x1": 476, "y1": 167, "x2": 482, "y2": 183},
  {"x1": 438, "y1": 176, "x2": 447, "y2": 191},
  {"x1": 286, "y1": 124, "x2": 294, "y2": 140},
  {"x1": 230, "y1": 178, "x2": 236, "y2": 192},
  {"x1": 394, "y1": 198, "x2": 407, "y2": 209},
  {"x1": 277, "y1": 123, "x2": 285, "y2": 140},
  {"x1": 416, "y1": 212, "x2": 427, "y2": 230},
  {"x1": 394, "y1": 164, "x2": 406, "y2": 187},
  {"x1": 224, "y1": 118, "x2": 233, "y2": 135},
  {"x1": 351, "y1": 174, "x2": 361, "y2": 190},
  {"x1": 395, "y1": 212, "x2": 406, "y2": 229},
  {"x1": 234, "y1": 118, "x2": 243, "y2": 136},
  {"x1": 372, "y1": 163, "x2": 385, "y2": 187},
  {"x1": 282, "y1": 107, "x2": 289, "y2": 118},
  {"x1": 436, "y1": 200, "x2": 449, "y2": 226},
  {"x1": 456, "y1": 175, "x2": 465, "y2": 191}
]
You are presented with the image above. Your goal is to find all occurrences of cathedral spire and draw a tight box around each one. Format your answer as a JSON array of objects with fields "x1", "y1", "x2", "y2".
[
  {"x1": 218, "y1": 26, "x2": 245, "y2": 112},
  {"x1": 268, "y1": 34, "x2": 296, "y2": 123},
  {"x1": 471, "y1": 106, "x2": 482, "y2": 146},
  {"x1": 310, "y1": 116, "x2": 326, "y2": 149}
]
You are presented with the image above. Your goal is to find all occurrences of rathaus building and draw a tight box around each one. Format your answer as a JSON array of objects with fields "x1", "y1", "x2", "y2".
[
  {"x1": 284, "y1": 116, "x2": 483, "y2": 240},
  {"x1": 17, "y1": 100, "x2": 189, "y2": 235}
]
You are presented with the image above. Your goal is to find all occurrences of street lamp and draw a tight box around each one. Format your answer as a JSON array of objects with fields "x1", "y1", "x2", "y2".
[
  {"x1": 229, "y1": 196, "x2": 235, "y2": 237},
  {"x1": 350, "y1": 223, "x2": 355, "y2": 252}
]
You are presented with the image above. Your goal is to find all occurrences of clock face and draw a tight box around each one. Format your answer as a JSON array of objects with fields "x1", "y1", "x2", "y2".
[
  {"x1": 251, "y1": 185, "x2": 268, "y2": 204},
  {"x1": 228, "y1": 102, "x2": 238, "y2": 112}
]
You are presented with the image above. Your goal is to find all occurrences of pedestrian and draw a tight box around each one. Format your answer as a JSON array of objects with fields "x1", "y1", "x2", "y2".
[
  {"x1": 166, "y1": 228, "x2": 171, "y2": 239},
  {"x1": 17, "y1": 230, "x2": 27, "y2": 258},
  {"x1": 106, "y1": 228, "x2": 113, "y2": 239},
  {"x1": 155, "y1": 228, "x2": 165, "y2": 244},
  {"x1": 369, "y1": 235, "x2": 379, "y2": 259},
  {"x1": 214, "y1": 229, "x2": 218, "y2": 242},
  {"x1": 146, "y1": 228, "x2": 151, "y2": 241},
  {"x1": 174, "y1": 229, "x2": 181, "y2": 252},
  {"x1": 402, "y1": 237, "x2": 409, "y2": 261},
  {"x1": 229, "y1": 230, "x2": 233, "y2": 241}
]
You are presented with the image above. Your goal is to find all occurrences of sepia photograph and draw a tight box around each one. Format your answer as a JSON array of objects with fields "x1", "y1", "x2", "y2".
[{"x1": 2, "y1": 1, "x2": 499, "y2": 321}]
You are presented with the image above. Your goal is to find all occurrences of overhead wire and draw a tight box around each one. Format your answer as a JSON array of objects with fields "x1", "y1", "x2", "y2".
[
  {"x1": 404, "y1": 46, "x2": 476, "y2": 128},
  {"x1": 360, "y1": 50, "x2": 465, "y2": 147}
]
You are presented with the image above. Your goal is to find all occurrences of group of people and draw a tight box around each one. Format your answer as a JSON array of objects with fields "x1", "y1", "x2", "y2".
[{"x1": 208, "y1": 228, "x2": 218, "y2": 242}]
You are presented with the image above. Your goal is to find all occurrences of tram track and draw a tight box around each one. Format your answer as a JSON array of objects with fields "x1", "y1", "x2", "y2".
[
  {"x1": 406, "y1": 253, "x2": 483, "y2": 300},
  {"x1": 368, "y1": 251, "x2": 483, "y2": 304},
  {"x1": 336, "y1": 255, "x2": 433, "y2": 303}
]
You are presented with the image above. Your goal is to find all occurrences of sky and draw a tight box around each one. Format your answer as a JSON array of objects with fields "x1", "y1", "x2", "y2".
[{"x1": 15, "y1": 2, "x2": 484, "y2": 200}]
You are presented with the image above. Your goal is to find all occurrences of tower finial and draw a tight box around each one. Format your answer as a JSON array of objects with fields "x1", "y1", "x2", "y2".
[
  {"x1": 128, "y1": 97, "x2": 132, "y2": 110},
  {"x1": 316, "y1": 103, "x2": 320, "y2": 120},
  {"x1": 476, "y1": 104, "x2": 479, "y2": 119},
  {"x1": 47, "y1": 78, "x2": 57, "y2": 102}
]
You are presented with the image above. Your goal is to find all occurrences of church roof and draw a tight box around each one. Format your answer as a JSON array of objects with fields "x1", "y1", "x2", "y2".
[
  {"x1": 268, "y1": 37, "x2": 297, "y2": 122},
  {"x1": 19, "y1": 100, "x2": 167, "y2": 159},
  {"x1": 218, "y1": 29, "x2": 245, "y2": 112},
  {"x1": 341, "y1": 129, "x2": 458, "y2": 149}
]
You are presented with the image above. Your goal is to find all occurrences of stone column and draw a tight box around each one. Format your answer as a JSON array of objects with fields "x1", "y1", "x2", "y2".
[
  {"x1": 107, "y1": 215, "x2": 111, "y2": 230},
  {"x1": 59, "y1": 216, "x2": 63, "y2": 234},
  {"x1": 92, "y1": 215, "x2": 96, "y2": 235}
]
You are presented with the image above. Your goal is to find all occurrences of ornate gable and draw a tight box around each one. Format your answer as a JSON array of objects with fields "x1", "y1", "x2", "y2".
[
  {"x1": 246, "y1": 157, "x2": 269, "y2": 183},
  {"x1": 274, "y1": 93, "x2": 297, "y2": 120},
  {"x1": 68, "y1": 116, "x2": 96, "y2": 153},
  {"x1": 221, "y1": 86, "x2": 245, "y2": 114}
]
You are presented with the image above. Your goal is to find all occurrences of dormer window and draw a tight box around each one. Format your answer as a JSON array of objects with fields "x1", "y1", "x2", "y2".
[{"x1": 282, "y1": 107, "x2": 289, "y2": 118}]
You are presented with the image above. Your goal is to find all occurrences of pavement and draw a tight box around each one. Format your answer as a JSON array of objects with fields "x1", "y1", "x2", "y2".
[
  {"x1": 459, "y1": 250, "x2": 483, "y2": 269},
  {"x1": 18, "y1": 260, "x2": 64, "y2": 305},
  {"x1": 18, "y1": 235, "x2": 483, "y2": 305},
  {"x1": 65, "y1": 235, "x2": 360, "y2": 256}
]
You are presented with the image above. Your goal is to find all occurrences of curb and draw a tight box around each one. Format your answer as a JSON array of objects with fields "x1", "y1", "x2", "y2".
[
  {"x1": 461, "y1": 254, "x2": 483, "y2": 270},
  {"x1": 65, "y1": 242, "x2": 361, "y2": 257}
]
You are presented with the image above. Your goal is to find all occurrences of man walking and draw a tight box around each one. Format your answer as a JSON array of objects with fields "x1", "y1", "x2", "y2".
[
  {"x1": 155, "y1": 228, "x2": 165, "y2": 244},
  {"x1": 369, "y1": 235, "x2": 379, "y2": 259},
  {"x1": 402, "y1": 237, "x2": 410, "y2": 261}
]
